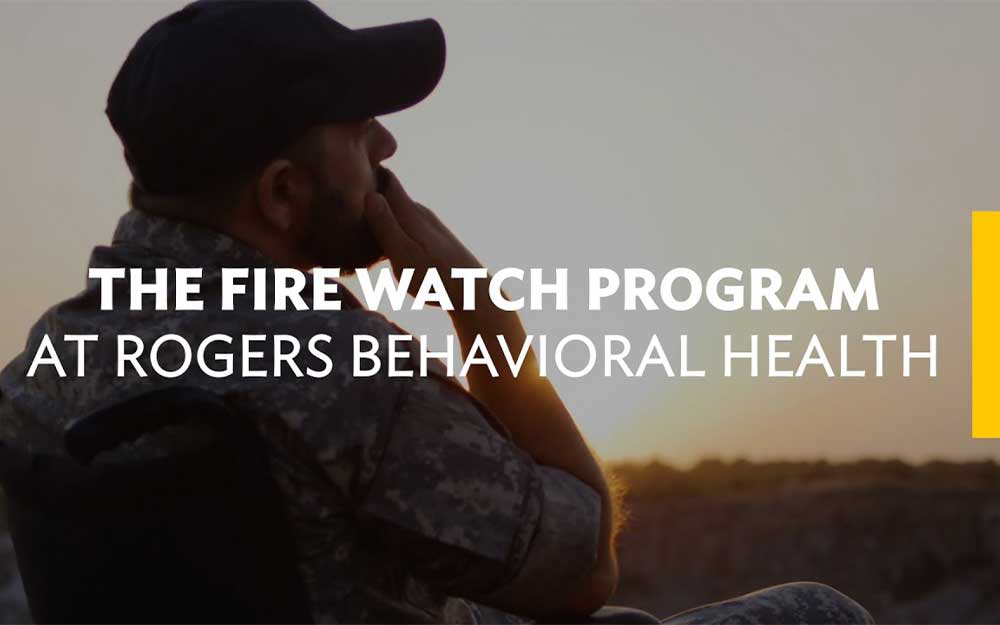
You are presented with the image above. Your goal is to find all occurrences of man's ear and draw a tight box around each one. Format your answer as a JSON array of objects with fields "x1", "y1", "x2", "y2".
[{"x1": 256, "y1": 158, "x2": 305, "y2": 231}]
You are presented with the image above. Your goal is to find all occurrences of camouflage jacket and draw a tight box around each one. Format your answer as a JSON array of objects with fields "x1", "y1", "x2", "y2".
[{"x1": 0, "y1": 211, "x2": 602, "y2": 624}]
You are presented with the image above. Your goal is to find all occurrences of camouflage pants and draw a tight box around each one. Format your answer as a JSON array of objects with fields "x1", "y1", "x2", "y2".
[{"x1": 589, "y1": 582, "x2": 875, "y2": 624}]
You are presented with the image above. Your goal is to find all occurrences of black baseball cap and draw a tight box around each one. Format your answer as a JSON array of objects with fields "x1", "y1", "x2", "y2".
[{"x1": 106, "y1": 0, "x2": 446, "y2": 194}]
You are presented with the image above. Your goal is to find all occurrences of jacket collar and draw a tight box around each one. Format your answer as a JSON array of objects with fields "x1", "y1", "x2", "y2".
[
  {"x1": 111, "y1": 210, "x2": 274, "y2": 269},
  {"x1": 107, "y1": 210, "x2": 366, "y2": 310}
]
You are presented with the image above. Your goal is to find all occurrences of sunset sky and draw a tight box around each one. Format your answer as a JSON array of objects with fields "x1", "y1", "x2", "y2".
[{"x1": 1, "y1": 1, "x2": 997, "y2": 465}]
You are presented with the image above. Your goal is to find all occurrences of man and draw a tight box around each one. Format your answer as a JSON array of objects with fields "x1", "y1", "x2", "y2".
[{"x1": 0, "y1": 1, "x2": 873, "y2": 623}]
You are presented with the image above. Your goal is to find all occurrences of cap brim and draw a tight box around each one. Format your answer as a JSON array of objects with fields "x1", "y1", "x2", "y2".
[{"x1": 338, "y1": 18, "x2": 446, "y2": 119}]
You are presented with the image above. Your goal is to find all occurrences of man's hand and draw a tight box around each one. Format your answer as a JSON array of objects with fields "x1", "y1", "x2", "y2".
[
  {"x1": 363, "y1": 167, "x2": 619, "y2": 618},
  {"x1": 364, "y1": 167, "x2": 481, "y2": 303}
]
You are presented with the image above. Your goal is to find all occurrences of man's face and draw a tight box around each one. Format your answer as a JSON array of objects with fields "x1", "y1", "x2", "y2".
[{"x1": 295, "y1": 119, "x2": 397, "y2": 272}]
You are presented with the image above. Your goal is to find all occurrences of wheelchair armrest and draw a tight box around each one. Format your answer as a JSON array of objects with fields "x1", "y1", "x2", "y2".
[{"x1": 63, "y1": 386, "x2": 238, "y2": 465}]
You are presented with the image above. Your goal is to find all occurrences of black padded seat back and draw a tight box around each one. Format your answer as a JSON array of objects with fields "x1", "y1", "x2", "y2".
[{"x1": 0, "y1": 387, "x2": 312, "y2": 624}]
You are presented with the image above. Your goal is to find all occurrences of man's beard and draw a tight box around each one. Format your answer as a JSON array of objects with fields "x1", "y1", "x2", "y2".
[{"x1": 297, "y1": 185, "x2": 384, "y2": 274}]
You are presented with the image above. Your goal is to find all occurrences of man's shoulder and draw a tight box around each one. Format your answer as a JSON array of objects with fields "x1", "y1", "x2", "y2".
[{"x1": 0, "y1": 259, "x2": 411, "y2": 437}]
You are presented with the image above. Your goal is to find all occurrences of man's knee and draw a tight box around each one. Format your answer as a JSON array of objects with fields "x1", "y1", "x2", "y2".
[
  {"x1": 765, "y1": 581, "x2": 874, "y2": 624},
  {"x1": 662, "y1": 581, "x2": 874, "y2": 625}
]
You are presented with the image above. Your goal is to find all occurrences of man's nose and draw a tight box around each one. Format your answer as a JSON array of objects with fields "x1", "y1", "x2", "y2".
[{"x1": 372, "y1": 120, "x2": 397, "y2": 163}]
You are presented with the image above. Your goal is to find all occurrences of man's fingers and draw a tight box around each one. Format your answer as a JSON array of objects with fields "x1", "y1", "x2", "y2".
[
  {"x1": 365, "y1": 192, "x2": 417, "y2": 260},
  {"x1": 378, "y1": 167, "x2": 425, "y2": 232},
  {"x1": 379, "y1": 167, "x2": 411, "y2": 205}
]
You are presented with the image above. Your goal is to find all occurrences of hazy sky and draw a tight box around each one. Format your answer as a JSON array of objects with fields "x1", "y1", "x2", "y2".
[{"x1": 1, "y1": 1, "x2": 997, "y2": 464}]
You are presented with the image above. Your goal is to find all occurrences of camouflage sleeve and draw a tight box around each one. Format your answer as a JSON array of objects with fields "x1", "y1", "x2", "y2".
[{"x1": 355, "y1": 369, "x2": 603, "y2": 605}]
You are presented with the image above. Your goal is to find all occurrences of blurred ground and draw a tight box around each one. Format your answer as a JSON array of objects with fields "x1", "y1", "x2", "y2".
[
  {"x1": 609, "y1": 459, "x2": 1000, "y2": 623},
  {"x1": 0, "y1": 459, "x2": 997, "y2": 623}
]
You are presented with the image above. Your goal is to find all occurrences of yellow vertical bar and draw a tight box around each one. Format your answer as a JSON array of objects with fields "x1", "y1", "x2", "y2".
[{"x1": 973, "y1": 211, "x2": 1000, "y2": 437}]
